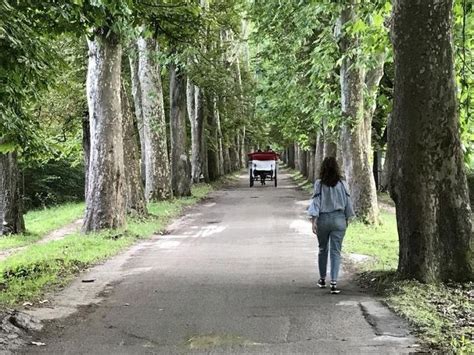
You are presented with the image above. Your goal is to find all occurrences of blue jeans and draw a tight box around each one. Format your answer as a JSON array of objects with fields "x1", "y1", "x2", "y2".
[{"x1": 317, "y1": 211, "x2": 347, "y2": 282}]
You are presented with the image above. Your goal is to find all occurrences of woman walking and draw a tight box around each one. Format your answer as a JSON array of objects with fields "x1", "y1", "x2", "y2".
[{"x1": 308, "y1": 157, "x2": 355, "y2": 294}]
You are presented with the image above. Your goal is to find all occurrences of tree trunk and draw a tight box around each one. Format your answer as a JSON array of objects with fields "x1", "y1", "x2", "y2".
[
  {"x1": 324, "y1": 141, "x2": 337, "y2": 158},
  {"x1": 187, "y1": 80, "x2": 200, "y2": 183},
  {"x1": 129, "y1": 53, "x2": 146, "y2": 181},
  {"x1": 314, "y1": 133, "x2": 325, "y2": 179},
  {"x1": 215, "y1": 101, "x2": 225, "y2": 176},
  {"x1": 230, "y1": 135, "x2": 240, "y2": 171},
  {"x1": 137, "y1": 37, "x2": 172, "y2": 201},
  {"x1": 287, "y1": 144, "x2": 295, "y2": 169},
  {"x1": 299, "y1": 149, "x2": 307, "y2": 177},
  {"x1": 305, "y1": 149, "x2": 312, "y2": 181},
  {"x1": 170, "y1": 64, "x2": 191, "y2": 197},
  {"x1": 339, "y1": 2, "x2": 379, "y2": 224},
  {"x1": 389, "y1": 0, "x2": 473, "y2": 282},
  {"x1": 223, "y1": 145, "x2": 232, "y2": 174},
  {"x1": 83, "y1": 33, "x2": 126, "y2": 232},
  {"x1": 121, "y1": 84, "x2": 147, "y2": 216},
  {"x1": 380, "y1": 148, "x2": 390, "y2": 192},
  {"x1": 294, "y1": 144, "x2": 301, "y2": 172},
  {"x1": 240, "y1": 127, "x2": 247, "y2": 168},
  {"x1": 373, "y1": 150, "x2": 383, "y2": 191},
  {"x1": 308, "y1": 144, "x2": 316, "y2": 183},
  {"x1": 82, "y1": 111, "x2": 90, "y2": 198},
  {"x1": 199, "y1": 91, "x2": 209, "y2": 183},
  {"x1": 0, "y1": 152, "x2": 25, "y2": 235},
  {"x1": 206, "y1": 94, "x2": 219, "y2": 181}
]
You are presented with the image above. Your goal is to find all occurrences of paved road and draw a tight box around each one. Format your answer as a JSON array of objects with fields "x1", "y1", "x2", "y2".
[{"x1": 23, "y1": 170, "x2": 416, "y2": 354}]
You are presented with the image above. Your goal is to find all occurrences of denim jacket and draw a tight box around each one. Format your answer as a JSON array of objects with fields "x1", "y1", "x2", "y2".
[{"x1": 307, "y1": 179, "x2": 355, "y2": 220}]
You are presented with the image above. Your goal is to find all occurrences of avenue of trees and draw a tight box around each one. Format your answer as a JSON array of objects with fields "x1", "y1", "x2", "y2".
[
  {"x1": 251, "y1": 0, "x2": 473, "y2": 282},
  {"x1": 0, "y1": 0, "x2": 473, "y2": 283}
]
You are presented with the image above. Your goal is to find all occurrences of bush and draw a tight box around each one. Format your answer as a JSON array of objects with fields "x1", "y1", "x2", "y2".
[{"x1": 21, "y1": 159, "x2": 85, "y2": 210}]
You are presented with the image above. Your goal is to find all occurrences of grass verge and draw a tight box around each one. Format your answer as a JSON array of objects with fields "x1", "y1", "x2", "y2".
[
  {"x1": 288, "y1": 167, "x2": 473, "y2": 353},
  {"x1": 0, "y1": 183, "x2": 218, "y2": 308},
  {"x1": 0, "y1": 203, "x2": 85, "y2": 251}
]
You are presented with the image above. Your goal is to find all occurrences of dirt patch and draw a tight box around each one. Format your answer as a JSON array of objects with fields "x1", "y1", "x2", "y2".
[
  {"x1": 0, "y1": 219, "x2": 83, "y2": 263},
  {"x1": 38, "y1": 219, "x2": 83, "y2": 244}
]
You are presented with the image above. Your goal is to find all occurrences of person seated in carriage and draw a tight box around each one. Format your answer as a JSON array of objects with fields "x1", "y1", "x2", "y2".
[{"x1": 248, "y1": 149, "x2": 279, "y2": 187}]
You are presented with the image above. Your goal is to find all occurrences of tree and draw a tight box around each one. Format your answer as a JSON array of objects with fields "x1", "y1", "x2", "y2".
[
  {"x1": 0, "y1": 1, "x2": 54, "y2": 234},
  {"x1": 121, "y1": 83, "x2": 147, "y2": 216},
  {"x1": 337, "y1": 1, "x2": 380, "y2": 224},
  {"x1": 170, "y1": 63, "x2": 192, "y2": 197},
  {"x1": 388, "y1": 0, "x2": 473, "y2": 282},
  {"x1": 82, "y1": 31, "x2": 126, "y2": 232},
  {"x1": 0, "y1": 152, "x2": 25, "y2": 235},
  {"x1": 136, "y1": 37, "x2": 172, "y2": 201}
]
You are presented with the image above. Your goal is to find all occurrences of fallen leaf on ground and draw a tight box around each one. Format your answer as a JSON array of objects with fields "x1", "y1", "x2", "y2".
[{"x1": 23, "y1": 302, "x2": 33, "y2": 306}]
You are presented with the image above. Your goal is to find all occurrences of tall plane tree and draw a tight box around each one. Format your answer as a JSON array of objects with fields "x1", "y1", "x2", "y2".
[
  {"x1": 388, "y1": 0, "x2": 473, "y2": 282},
  {"x1": 83, "y1": 30, "x2": 126, "y2": 232},
  {"x1": 0, "y1": 1, "x2": 58, "y2": 235},
  {"x1": 170, "y1": 63, "x2": 192, "y2": 197},
  {"x1": 337, "y1": 1, "x2": 379, "y2": 224},
  {"x1": 136, "y1": 37, "x2": 172, "y2": 201}
]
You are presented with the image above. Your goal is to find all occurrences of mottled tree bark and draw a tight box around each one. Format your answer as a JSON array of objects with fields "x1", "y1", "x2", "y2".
[
  {"x1": 129, "y1": 53, "x2": 146, "y2": 181},
  {"x1": 82, "y1": 111, "x2": 90, "y2": 198},
  {"x1": 170, "y1": 64, "x2": 191, "y2": 197},
  {"x1": 215, "y1": 101, "x2": 225, "y2": 176},
  {"x1": 287, "y1": 144, "x2": 295, "y2": 169},
  {"x1": 121, "y1": 84, "x2": 147, "y2": 216},
  {"x1": 314, "y1": 133, "x2": 325, "y2": 179},
  {"x1": 305, "y1": 148, "x2": 312, "y2": 181},
  {"x1": 206, "y1": 94, "x2": 220, "y2": 181},
  {"x1": 239, "y1": 127, "x2": 246, "y2": 168},
  {"x1": 324, "y1": 141, "x2": 337, "y2": 159},
  {"x1": 200, "y1": 91, "x2": 210, "y2": 183},
  {"x1": 0, "y1": 152, "x2": 25, "y2": 235},
  {"x1": 137, "y1": 37, "x2": 172, "y2": 201},
  {"x1": 339, "y1": 2, "x2": 379, "y2": 224},
  {"x1": 187, "y1": 80, "x2": 202, "y2": 183},
  {"x1": 299, "y1": 148, "x2": 307, "y2": 177},
  {"x1": 83, "y1": 33, "x2": 126, "y2": 232},
  {"x1": 294, "y1": 145, "x2": 301, "y2": 172},
  {"x1": 230, "y1": 136, "x2": 240, "y2": 171},
  {"x1": 308, "y1": 144, "x2": 316, "y2": 183},
  {"x1": 389, "y1": 0, "x2": 473, "y2": 282}
]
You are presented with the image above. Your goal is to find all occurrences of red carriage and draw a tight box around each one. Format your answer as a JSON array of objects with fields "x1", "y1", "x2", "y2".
[{"x1": 248, "y1": 151, "x2": 279, "y2": 187}]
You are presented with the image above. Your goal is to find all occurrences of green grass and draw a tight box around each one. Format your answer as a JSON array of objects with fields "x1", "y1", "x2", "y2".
[
  {"x1": 358, "y1": 272, "x2": 474, "y2": 354},
  {"x1": 344, "y1": 212, "x2": 399, "y2": 270},
  {"x1": 0, "y1": 202, "x2": 85, "y2": 251},
  {"x1": 287, "y1": 167, "x2": 473, "y2": 353},
  {"x1": 0, "y1": 184, "x2": 215, "y2": 307},
  {"x1": 25, "y1": 202, "x2": 85, "y2": 236},
  {"x1": 289, "y1": 170, "x2": 313, "y2": 193}
]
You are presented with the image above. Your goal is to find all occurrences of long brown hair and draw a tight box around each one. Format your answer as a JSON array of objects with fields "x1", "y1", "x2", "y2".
[{"x1": 319, "y1": 157, "x2": 342, "y2": 187}]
